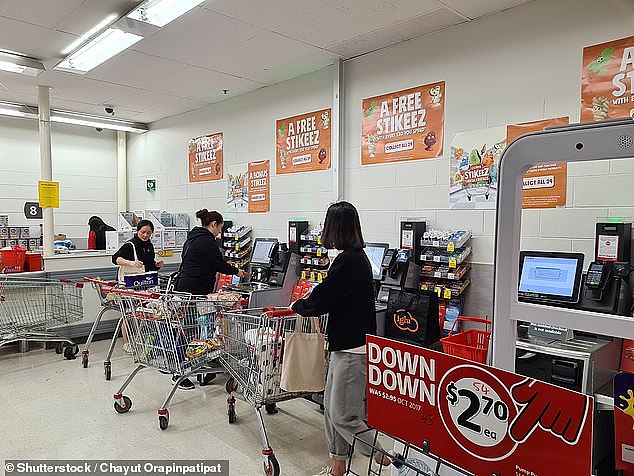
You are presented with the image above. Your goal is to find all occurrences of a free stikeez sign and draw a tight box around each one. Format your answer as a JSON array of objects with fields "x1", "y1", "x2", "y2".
[{"x1": 366, "y1": 336, "x2": 593, "y2": 476}]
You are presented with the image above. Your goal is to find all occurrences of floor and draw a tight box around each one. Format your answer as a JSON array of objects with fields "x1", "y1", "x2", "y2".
[{"x1": 0, "y1": 339, "x2": 379, "y2": 476}]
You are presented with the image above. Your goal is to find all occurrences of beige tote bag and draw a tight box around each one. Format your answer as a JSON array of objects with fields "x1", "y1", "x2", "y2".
[
  {"x1": 280, "y1": 316, "x2": 325, "y2": 392},
  {"x1": 117, "y1": 242, "x2": 141, "y2": 283}
]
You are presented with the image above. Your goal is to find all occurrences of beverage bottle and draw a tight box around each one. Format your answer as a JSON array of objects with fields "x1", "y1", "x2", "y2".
[{"x1": 388, "y1": 451, "x2": 439, "y2": 476}]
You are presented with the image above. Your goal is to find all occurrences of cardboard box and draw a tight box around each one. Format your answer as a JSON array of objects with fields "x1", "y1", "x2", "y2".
[
  {"x1": 7, "y1": 239, "x2": 17, "y2": 247},
  {"x1": 28, "y1": 238, "x2": 39, "y2": 251},
  {"x1": 0, "y1": 239, "x2": 5, "y2": 248},
  {"x1": 0, "y1": 227, "x2": 8, "y2": 239},
  {"x1": 54, "y1": 234, "x2": 67, "y2": 241},
  {"x1": 0, "y1": 215, "x2": 8, "y2": 226},
  {"x1": 9, "y1": 227, "x2": 20, "y2": 239},
  {"x1": 17, "y1": 239, "x2": 28, "y2": 249},
  {"x1": 20, "y1": 227, "x2": 30, "y2": 238}
]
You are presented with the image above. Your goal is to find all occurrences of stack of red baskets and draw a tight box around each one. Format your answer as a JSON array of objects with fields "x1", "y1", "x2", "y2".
[
  {"x1": 0, "y1": 246, "x2": 27, "y2": 273},
  {"x1": 440, "y1": 316, "x2": 491, "y2": 363}
]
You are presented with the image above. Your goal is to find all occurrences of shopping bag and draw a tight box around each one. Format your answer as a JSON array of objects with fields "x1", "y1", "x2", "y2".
[
  {"x1": 385, "y1": 288, "x2": 440, "y2": 347},
  {"x1": 117, "y1": 242, "x2": 141, "y2": 283},
  {"x1": 280, "y1": 316, "x2": 325, "y2": 392}
]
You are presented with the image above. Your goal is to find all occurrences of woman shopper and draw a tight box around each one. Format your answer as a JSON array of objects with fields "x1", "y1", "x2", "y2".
[
  {"x1": 112, "y1": 219, "x2": 164, "y2": 354},
  {"x1": 88, "y1": 216, "x2": 115, "y2": 250},
  {"x1": 174, "y1": 209, "x2": 247, "y2": 390},
  {"x1": 290, "y1": 201, "x2": 390, "y2": 476}
]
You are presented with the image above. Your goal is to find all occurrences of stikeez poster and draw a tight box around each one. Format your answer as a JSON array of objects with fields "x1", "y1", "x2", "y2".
[
  {"x1": 449, "y1": 127, "x2": 505, "y2": 210},
  {"x1": 275, "y1": 108, "x2": 331, "y2": 174},
  {"x1": 361, "y1": 82, "x2": 445, "y2": 165},
  {"x1": 188, "y1": 132, "x2": 223, "y2": 182},
  {"x1": 367, "y1": 336, "x2": 594, "y2": 476},
  {"x1": 581, "y1": 35, "x2": 634, "y2": 122},
  {"x1": 226, "y1": 163, "x2": 248, "y2": 213},
  {"x1": 247, "y1": 160, "x2": 270, "y2": 213},
  {"x1": 506, "y1": 117, "x2": 570, "y2": 209}
]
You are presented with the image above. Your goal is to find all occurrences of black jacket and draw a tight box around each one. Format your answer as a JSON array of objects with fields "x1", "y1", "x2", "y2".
[
  {"x1": 111, "y1": 236, "x2": 159, "y2": 272},
  {"x1": 292, "y1": 248, "x2": 376, "y2": 351},
  {"x1": 176, "y1": 227, "x2": 238, "y2": 295},
  {"x1": 89, "y1": 216, "x2": 115, "y2": 250}
]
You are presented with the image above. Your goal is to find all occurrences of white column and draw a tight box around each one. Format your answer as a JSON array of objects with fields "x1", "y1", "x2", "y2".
[
  {"x1": 38, "y1": 85, "x2": 54, "y2": 257},
  {"x1": 117, "y1": 130, "x2": 127, "y2": 212},
  {"x1": 332, "y1": 58, "x2": 344, "y2": 201}
]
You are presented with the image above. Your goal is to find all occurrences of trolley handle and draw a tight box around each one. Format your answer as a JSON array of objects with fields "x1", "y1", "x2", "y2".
[
  {"x1": 448, "y1": 316, "x2": 491, "y2": 337},
  {"x1": 262, "y1": 309, "x2": 297, "y2": 318},
  {"x1": 84, "y1": 277, "x2": 117, "y2": 286},
  {"x1": 101, "y1": 286, "x2": 161, "y2": 299}
]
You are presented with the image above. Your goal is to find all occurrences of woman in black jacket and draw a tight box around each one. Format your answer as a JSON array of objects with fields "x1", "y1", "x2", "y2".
[
  {"x1": 176, "y1": 209, "x2": 246, "y2": 296},
  {"x1": 291, "y1": 202, "x2": 390, "y2": 476}
]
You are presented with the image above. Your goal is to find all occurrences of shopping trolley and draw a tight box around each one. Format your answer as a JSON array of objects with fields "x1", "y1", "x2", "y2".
[
  {"x1": 107, "y1": 287, "x2": 243, "y2": 430},
  {"x1": 218, "y1": 308, "x2": 328, "y2": 476},
  {"x1": 0, "y1": 276, "x2": 84, "y2": 359},
  {"x1": 82, "y1": 274, "x2": 177, "y2": 380}
]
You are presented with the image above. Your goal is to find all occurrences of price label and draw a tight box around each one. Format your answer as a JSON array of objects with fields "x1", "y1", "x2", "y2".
[
  {"x1": 448, "y1": 273, "x2": 455, "y2": 280},
  {"x1": 317, "y1": 249, "x2": 322, "y2": 257},
  {"x1": 235, "y1": 234, "x2": 239, "y2": 240},
  {"x1": 433, "y1": 240, "x2": 440, "y2": 247},
  {"x1": 317, "y1": 273, "x2": 323, "y2": 282},
  {"x1": 301, "y1": 271, "x2": 307, "y2": 280},
  {"x1": 235, "y1": 244, "x2": 239, "y2": 251},
  {"x1": 449, "y1": 258, "x2": 457, "y2": 269},
  {"x1": 434, "y1": 271, "x2": 442, "y2": 278},
  {"x1": 317, "y1": 237, "x2": 322, "y2": 245},
  {"x1": 439, "y1": 367, "x2": 518, "y2": 461},
  {"x1": 310, "y1": 272, "x2": 316, "y2": 281},
  {"x1": 447, "y1": 242, "x2": 455, "y2": 252},
  {"x1": 444, "y1": 289, "x2": 453, "y2": 299},
  {"x1": 433, "y1": 256, "x2": 441, "y2": 262},
  {"x1": 435, "y1": 286, "x2": 442, "y2": 297}
]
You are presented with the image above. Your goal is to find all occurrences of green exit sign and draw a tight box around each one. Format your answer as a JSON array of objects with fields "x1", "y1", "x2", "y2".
[{"x1": 146, "y1": 179, "x2": 156, "y2": 192}]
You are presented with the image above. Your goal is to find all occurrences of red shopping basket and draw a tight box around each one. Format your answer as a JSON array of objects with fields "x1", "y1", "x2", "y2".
[
  {"x1": 0, "y1": 246, "x2": 27, "y2": 273},
  {"x1": 441, "y1": 317, "x2": 491, "y2": 363}
]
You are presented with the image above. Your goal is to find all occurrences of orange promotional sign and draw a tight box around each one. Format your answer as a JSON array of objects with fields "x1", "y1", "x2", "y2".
[
  {"x1": 276, "y1": 108, "x2": 331, "y2": 174},
  {"x1": 188, "y1": 132, "x2": 223, "y2": 182},
  {"x1": 507, "y1": 117, "x2": 569, "y2": 209},
  {"x1": 361, "y1": 82, "x2": 445, "y2": 165},
  {"x1": 247, "y1": 160, "x2": 270, "y2": 213},
  {"x1": 581, "y1": 36, "x2": 634, "y2": 123}
]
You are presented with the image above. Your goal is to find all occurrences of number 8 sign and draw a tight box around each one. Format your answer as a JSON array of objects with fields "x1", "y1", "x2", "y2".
[{"x1": 23, "y1": 202, "x2": 42, "y2": 219}]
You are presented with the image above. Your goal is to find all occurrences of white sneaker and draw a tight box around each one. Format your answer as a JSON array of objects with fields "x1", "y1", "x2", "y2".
[
  {"x1": 313, "y1": 467, "x2": 333, "y2": 476},
  {"x1": 123, "y1": 343, "x2": 133, "y2": 355}
]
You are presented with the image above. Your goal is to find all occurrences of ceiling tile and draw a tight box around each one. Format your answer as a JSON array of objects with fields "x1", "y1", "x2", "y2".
[
  {"x1": 328, "y1": 7, "x2": 466, "y2": 58},
  {"x1": 274, "y1": 0, "x2": 442, "y2": 48},
  {"x1": 0, "y1": 0, "x2": 82, "y2": 29},
  {"x1": 133, "y1": 8, "x2": 263, "y2": 68},
  {"x1": 210, "y1": 31, "x2": 338, "y2": 84},
  {"x1": 202, "y1": 0, "x2": 334, "y2": 30},
  {"x1": 440, "y1": 0, "x2": 532, "y2": 20},
  {"x1": 0, "y1": 17, "x2": 76, "y2": 59},
  {"x1": 55, "y1": 1, "x2": 142, "y2": 35}
]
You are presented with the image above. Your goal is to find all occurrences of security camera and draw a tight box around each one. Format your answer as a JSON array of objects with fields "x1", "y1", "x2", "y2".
[
  {"x1": 104, "y1": 105, "x2": 114, "y2": 115},
  {"x1": 95, "y1": 127, "x2": 103, "y2": 132}
]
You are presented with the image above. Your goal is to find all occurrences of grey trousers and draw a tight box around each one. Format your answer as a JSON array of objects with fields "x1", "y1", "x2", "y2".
[{"x1": 324, "y1": 351, "x2": 381, "y2": 461}]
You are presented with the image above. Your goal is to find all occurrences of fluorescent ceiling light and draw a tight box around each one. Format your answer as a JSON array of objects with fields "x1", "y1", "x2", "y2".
[
  {"x1": 0, "y1": 102, "x2": 148, "y2": 133},
  {"x1": 0, "y1": 51, "x2": 45, "y2": 76},
  {"x1": 55, "y1": 28, "x2": 143, "y2": 74},
  {"x1": 61, "y1": 14, "x2": 118, "y2": 55},
  {"x1": 127, "y1": 0, "x2": 204, "y2": 27}
]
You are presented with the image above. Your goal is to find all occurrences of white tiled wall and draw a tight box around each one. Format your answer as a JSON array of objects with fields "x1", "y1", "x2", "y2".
[{"x1": 0, "y1": 118, "x2": 118, "y2": 241}]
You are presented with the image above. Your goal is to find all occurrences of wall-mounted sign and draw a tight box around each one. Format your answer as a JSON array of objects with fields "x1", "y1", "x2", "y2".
[
  {"x1": 188, "y1": 132, "x2": 223, "y2": 182},
  {"x1": 23, "y1": 201, "x2": 42, "y2": 219},
  {"x1": 276, "y1": 108, "x2": 331, "y2": 174},
  {"x1": 506, "y1": 117, "x2": 569, "y2": 209},
  {"x1": 361, "y1": 81, "x2": 445, "y2": 165},
  {"x1": 38, "y1": 181, "x2": 59, "y2": 208},
  {"x1": 247, "y1": 160, "x2": 270, "y2": 213},
  {"x1": 227, "y1": 163, "x2": 248, "y2": 213},
  {"x1": 581, "y1": 35, "x2": 634, "y2": 123},
  {"x1": 146, "y1": 179, "x2": 156, "y2": 192}
]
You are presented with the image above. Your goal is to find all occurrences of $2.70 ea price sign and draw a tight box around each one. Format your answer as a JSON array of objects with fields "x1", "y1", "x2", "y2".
[{"x1": 366, "y1": 336, "x2": 593, "y2": 475}]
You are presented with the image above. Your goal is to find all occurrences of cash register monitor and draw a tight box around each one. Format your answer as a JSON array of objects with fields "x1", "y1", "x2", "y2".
[
  {"x1": 364, "y1": 242, "x2": 389, "y2": 280},
  {"x1": 251, "y1": 238, "x2": 278, "y2": 266},
  {"x1": 518, "y1": 251, "x2": 585, "y2": 304}
]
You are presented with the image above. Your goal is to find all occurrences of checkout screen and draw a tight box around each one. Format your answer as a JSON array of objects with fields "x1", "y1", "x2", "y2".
[
  {"x1": 251, "y1": 240, "x2": 276, "y2": 265},
  {"x1": 519, "y1": 256, "x2": 579, "y2": 297},
  {"x1": 364, "y1": 246, "x2": 386, "y2": 280}
]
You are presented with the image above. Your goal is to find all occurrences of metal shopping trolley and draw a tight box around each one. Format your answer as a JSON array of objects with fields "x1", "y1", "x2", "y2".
[
  {"x1": 82, "y1": 274, "x2": 176, "y2": 380},
  {"x1": 0, "y1": 276, "x2": 84, "y2": 359},
  {"x1": 107, "y1": 287, "x2": 243, "y2": 430},
  {"x1": 217, "y1": 308, "x2": 328, "y2": 476}
]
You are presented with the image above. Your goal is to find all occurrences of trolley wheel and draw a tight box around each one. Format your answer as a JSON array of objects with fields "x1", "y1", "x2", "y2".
[
  {"x1": 63, "y1": 345, "x2": 79, "y2": 360},
  {"x1": 265, "y1": 403, "x2": 278, "y2": 415},
  {"x1": 82, "y1": 353, "x2": 88, "y2": 368},
  {"x1": 197, "y1": 373, "x2": 216, "y2": 386},
  {"x1": 225, "y1": 377, "x2": 238, "y2": 394},
  {"x1": 159, "y1": 411, "x2": 169, "y2": 431},
  {"x1": 467, "y1": 195, "x2": 472, "y2": 201},
  {"x1": 228, "y1": 404, "x2": 237, "y2": 424},
  {"x1": 485, "y1": 193, "x2": 490, "y2": 199},
  {"x1": 263, "y1": 454, "x2": 280, "y2": 476},
  {"x1": 55, "y1": 343, "x2": 63, "y2": 354},
  {"x1": 114, "y1": 396, "x2": 132, "y2": 414},
  {"x1": 104, "y1": 364, "x2": 112, "y2": 381}
]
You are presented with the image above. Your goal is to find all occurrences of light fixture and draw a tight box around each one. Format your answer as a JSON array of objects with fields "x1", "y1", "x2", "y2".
[
  {"x1": 61, "y1": 14, "x2": 118, "y2": 55},
  {"x1": 54, "y1": 28, "x2": 143, "y2": 74},
  {"x1": 0, "y1": 102, "x2": 148, "y2": 133},
  {"x1": 127, "y1": 0, "x2": 204, "y2": 27},
  {"x1": 0, "y1": 50, "x2": 45, "y2": 77}
]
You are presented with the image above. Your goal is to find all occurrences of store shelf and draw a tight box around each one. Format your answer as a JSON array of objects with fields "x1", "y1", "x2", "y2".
[
  {"x1": 419, "y1": 278, "x2": 471, "y2": 299},
  {"x1": 224, "y1": 246, "x2": 251, "y2": 259},
  {"x1": 420, "y1": 246, "x2": 472, "y2": 267},
  {"x1": 300, "y1": 268, "x2": 328, "y2": 283},
  {"x1": 227, "y1": 257, "x2": 250, "y2": 268},
  {"x1": 223, "y1": 236, "x2": 251, "y2": 250},
  {"x1": 300, "y1": 256, "x2": 330, "y2": 269},
  {"x1": 421, "y1": 230, "x2": 472, "y2": 251},
  {"x1": 420, "y1": 262, "x2": 470, "y2": 281},
  {"x1": 224, "y1": 226, "x2": 252, "y2": 241},
  {"x1": 300, "y1": 233, "x2": 322, "y2": 243},
  {"x1": 300, "y1": 245, "x2": 328, "y2": 255}
]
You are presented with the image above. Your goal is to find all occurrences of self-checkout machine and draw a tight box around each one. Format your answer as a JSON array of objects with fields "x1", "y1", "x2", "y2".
[{"x1": 493, "y1": 118, "x2": 634, "y2": 475}]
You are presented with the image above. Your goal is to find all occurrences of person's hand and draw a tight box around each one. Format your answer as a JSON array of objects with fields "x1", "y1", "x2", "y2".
[
  {"x1": 156, "y1": 260, "x2": 164, "y2": 269},
  {"x1": 132, "y1": 260, "x2": 144, "y2": 269},
  {"x1": 237, "y1": 269, "x2": 249, "y2": 279},
  {"x1": 509, "y1": 378, "x2": 590, "y2": 444}
]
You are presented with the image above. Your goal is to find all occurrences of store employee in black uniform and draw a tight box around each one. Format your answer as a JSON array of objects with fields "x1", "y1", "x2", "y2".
[{"x1": 291, "y1": 201, "x2": 390, "y2": 476}]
